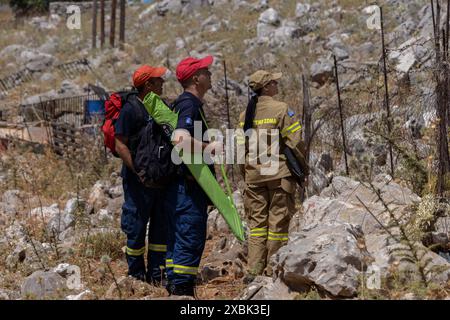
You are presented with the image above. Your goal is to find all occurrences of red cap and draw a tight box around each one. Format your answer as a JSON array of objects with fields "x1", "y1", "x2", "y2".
[
  {"x1": 176, "y1": 55, "x2": 214, "y2": 82},
  {"x1": 133, "y1": 65, "x2": 168, "y2": 88}
]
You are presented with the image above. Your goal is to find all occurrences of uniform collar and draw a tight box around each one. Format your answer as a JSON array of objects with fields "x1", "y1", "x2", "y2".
[
  {"x1": 182, "y1": 91, "x2": 204, "y2": 107},
  {"x1": 258, "y1": 95, "x2": 275, "y2": 103}
]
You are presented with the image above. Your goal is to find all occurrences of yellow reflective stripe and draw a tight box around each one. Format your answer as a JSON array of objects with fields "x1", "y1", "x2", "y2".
[
  {"x1": 250, "y1": 228, "x2": 268, "y2": 236},
  {"x1": 173, "y1": 264, "x2": 198, "y2": 270},
  {"x1": 282, "y1": 121, "x2": 301, "y2": 135},
  {"x1": 268, "y1": 236, "x2": 289, "y2": 241},
  {"x1": 148, "y1": 244, "x2": 167, "y2": 252},
  {"x1": 126, "y1": 246, "x2": 146, "y2": 256},
  {"x1": 268, "y1": 231, "x2": 289, "y2": 236},
  {"x1": 166, "y1": 259, "x2": 174, "y2": 268},
  {"x1": 239, "y1": 118, "x2": 278, "y2": 128},
  {"x1": 254, "y1": 118, "x2": 277, "y2": 126},
  {"x1": 286, "y1": 121, "x2": 300, "y2": 131},
  {"x1": 173, "y1": 264, "x2": 198, "y2": 275},
  {"x1": 251, "y1": 227, "x2": 268, "y2": 232},
  {"x1": 282, "y1": 125, "x2": 302, "y2": 138},
  {"x1": 174, "y1": 269, "x2": 198, "y2": 275},
  {"x1": 290, "y1": 124, "x2": 302, "y2": 134},
  {"x1": 268, "y1": 231, "x2": 289, "y2": 241}
]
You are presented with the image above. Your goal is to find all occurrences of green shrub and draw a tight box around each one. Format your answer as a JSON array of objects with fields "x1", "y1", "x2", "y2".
[{"x1": 9, "y1": 0, "x2": 49, "y2": 16}]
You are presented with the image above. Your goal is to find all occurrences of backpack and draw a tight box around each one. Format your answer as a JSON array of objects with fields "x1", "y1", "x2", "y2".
[
  {"x1": 101, "y1": 90, "x2": 140, "y2": 157},
  {"x1": 133, "y1": 117, "x2": 178, "y2": 187}
]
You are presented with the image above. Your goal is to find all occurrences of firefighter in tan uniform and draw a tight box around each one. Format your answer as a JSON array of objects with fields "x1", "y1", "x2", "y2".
[{"x1": 236, "y1": 70, "x2": 309, "y2": 280}]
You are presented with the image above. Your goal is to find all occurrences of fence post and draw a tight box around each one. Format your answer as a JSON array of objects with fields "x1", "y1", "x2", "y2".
[
  {"x1": 119, "y1": 0, "x2": 126, "y2": 50},
  {"x1": 110, "y1": 0, "x2": 117, "y2": 48},
  {"x1": 380, "y1": 6, "x2": 395, "y2": 179},
  {"x1": 333, "y1": 55, "x2": 349, "y2": 176},
  {"x1": 100, "y1": 0, "x2": 105, "y2": 48},
  {"x1": 92, "y1": 0, "x2": 97, "y2": 49}
]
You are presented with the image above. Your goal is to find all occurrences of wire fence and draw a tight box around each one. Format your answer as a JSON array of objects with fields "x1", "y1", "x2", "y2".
[{"x1": 20, "y1": 93, "x2": 103, "y2": 127}]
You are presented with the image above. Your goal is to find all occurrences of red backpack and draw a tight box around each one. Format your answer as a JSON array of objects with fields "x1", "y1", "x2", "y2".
[{"x1": 101, "y1": 91, "x2": 138, "y2": 157}]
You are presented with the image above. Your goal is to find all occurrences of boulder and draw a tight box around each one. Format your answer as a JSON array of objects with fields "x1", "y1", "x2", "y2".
[
  {"x1": 104, "y1": 276, "x2": 168, "y2": 299},
  {"x1": 239, "y1": 276, "x2": 297, "y2": 300},
  {"x1": 367, "y1": 233, "x2": 450, "y2": 285},
  {"x1": 106, "y1": 196, "x2": 124, "y2": 216},
  {"x1": 0, "y1": 189, "x2": 22, "y2": 215},
  {"x1": 200, "y1": 264, "x2": 223, "y2": 282},
  {"x1": 0, "y1": 289, "x2": 20, "y2": 300},
  {"x1": 296, "y1": 175, "x2": 450, "y2": 288},
  {"x1": 258, "y1": 8, "x2": 280, "y2": 26},
  {"x1": 255, "y1": 0, "x2": 269, "y2": 11},
  {"x1": 295, "y1": 3, "x2": 311, "y2": 18},
  {"x1": 30, "y1": 204, "x2": 60, "y2": 220},
  {"x1": 6, "y1": 240, "x2": 49, "y2": 273},
  {"x1": 0, "y1": 44, "x2": 27, "y2": 57},
  {"x1": 38, "y1": 37, "x2": 58, "y2": 55},
  {"x1": 58, "y1": 80, "x2": 83, "y2": 96},
  {"x1": 156, "y1": 0, "x2": 183, "y2": 16},
  {"x1": 273, "y1": 222, "x2": 372, "y2": 297},
  {"x1": 46, "y1": 210, "x2": 76, "y2": 235},
  {"x1": 201, "y1": 15, "x2": 222, "y2": 33},
  {"x1": 66, "y1": 290, "x2": 95, "y2": 300},
  {"x1": 300, "y1": 175, "x2": 420, "y2": 235},
  {"x1": 108, "y1": 185, "x2": 123, "y2": 199},
  {"x1": 18, "y1": 50, "x2": 55, "y2": 72},
  {"x1": 153, "y1": 43, "x2": 169, "y2": 58},
  {"x1": 310, "y1": 58, "x2": 334, "y2": 86},
  {"x1": 86, "y1": 182, "x2": 108, "y2": 214},
  {"x1": 388, "y1": 37, "x2": 429, "y2": 74},
  {"x1": 256, "y1": 8, "x2": 280, "y2": 42},
  {"x1": 52, "y1": 263, "x2": 83, "y2": 290},
  {"x1": 207, "y1": 209, "x2": 230, "y2": 237},
  {"x1": 21, "y1": 271, "x2": 67, "y2": 299},
  {"x1": 2, "y1": 190, "x2": 22, "y2": 208}
]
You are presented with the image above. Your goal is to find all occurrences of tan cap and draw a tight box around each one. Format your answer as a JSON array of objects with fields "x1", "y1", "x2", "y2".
[{"x1": 249, "y1": 70, "x2": 282, "y2": 91}]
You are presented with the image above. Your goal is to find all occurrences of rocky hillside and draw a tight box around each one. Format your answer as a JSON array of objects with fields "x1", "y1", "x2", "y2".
[{"x1": 0, "y1": 0, "x2": 449, "y2": 300}]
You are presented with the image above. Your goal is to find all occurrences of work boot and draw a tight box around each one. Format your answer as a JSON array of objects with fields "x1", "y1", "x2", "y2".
[
  {"x1": 146, "y1": 276, "x2": 167, "y2": 288},
  {"x1": 129, "y1": 272, "x2": 146, "y2": 282},
  {"x1": 167, "y1": 283, "x2": 195, "y2": 297}
]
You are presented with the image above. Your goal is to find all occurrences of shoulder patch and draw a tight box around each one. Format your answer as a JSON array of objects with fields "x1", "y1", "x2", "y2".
[
  {"x1": 287, "y1": 109, "x2": 295, "y2": 118},
  {"x1": 185, "y1": 117, "x2": 193, "y2": 125}
]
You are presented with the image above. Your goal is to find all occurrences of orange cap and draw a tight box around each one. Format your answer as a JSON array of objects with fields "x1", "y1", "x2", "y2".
[{"x1": 132, "y1": 65, "x2": 168, "y2": 88}]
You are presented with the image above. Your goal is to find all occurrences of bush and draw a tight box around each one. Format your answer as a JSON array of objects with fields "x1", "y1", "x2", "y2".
[
  {"x1": 9, "y1": 0, "x2": 87, "y2": 16},
  {"x1": 9, "y1": 0, "x2": 49, "y2": 16}
]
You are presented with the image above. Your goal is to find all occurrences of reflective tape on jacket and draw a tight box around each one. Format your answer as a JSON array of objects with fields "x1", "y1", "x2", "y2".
[
  {"x1": 126, "y1": 246, "x2": 146, "y2": 256},
  {"x1": 173, "y1": 264, "x2": 198, "y2": 275},
  {"x1": 148, "y1": 243, "x2": 167, "y2": 252},
  {"x1": 254, "y1": 118, "x2": 278, "y2": 126},
  {"x1": 239, "y1": 118, "x2": 278, "y2": 128},
  {"x1": 281, "y1": 121, "x2": 302, "y2": 137}
]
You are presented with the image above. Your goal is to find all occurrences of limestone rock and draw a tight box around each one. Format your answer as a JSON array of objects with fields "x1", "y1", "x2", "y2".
[{"x1": 21, "y1": 271, "x2": 67, "y2": 299}]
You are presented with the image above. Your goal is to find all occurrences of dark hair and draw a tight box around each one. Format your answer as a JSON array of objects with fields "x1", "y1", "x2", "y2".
[
  {"x1": 180, "y1": 78, "x2": 194, "y2": 89},
  {"x1": 135, "y1": 84, "x2": 146, "y2": 94},
  {"x1": 243, "y1": 88, "x2": 262, "y2": 132}
]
